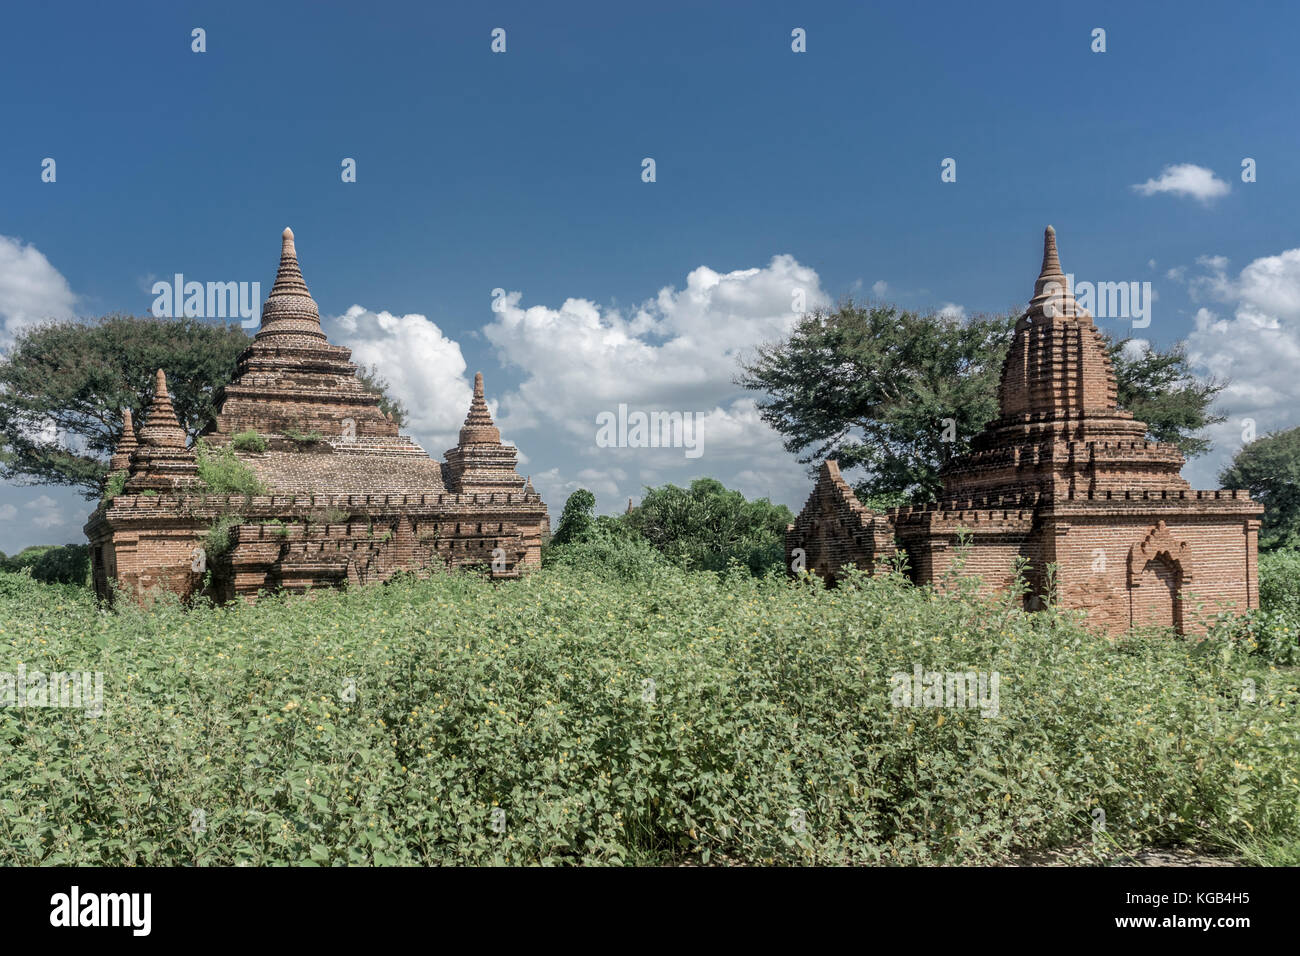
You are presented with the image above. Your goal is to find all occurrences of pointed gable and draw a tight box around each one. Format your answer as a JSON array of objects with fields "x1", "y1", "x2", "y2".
[{"x1": 785, "y1": 459, "x2": 892, "y2": 584}]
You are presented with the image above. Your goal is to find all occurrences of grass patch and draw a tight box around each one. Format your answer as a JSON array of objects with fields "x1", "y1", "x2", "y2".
[
  {"x1": 196, "y1": 440, "x2": 265, "y2": 496},
  {"x1": 231, "y1": 430, "x2": 268, "y2": 453},
  {"x1": 283, "y1": 428, "x2": 324, "y2": 448}
]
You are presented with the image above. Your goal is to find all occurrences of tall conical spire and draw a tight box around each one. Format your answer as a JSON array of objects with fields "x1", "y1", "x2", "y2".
[
  {"x1": 257, "y1": 226, "x2": 324, "y2": 339},
  {"x1": 1038, "y1": 225, "x2": 1062, "y2": 281},
  {"x1": 136, "y1": 370, "x2": 188, "y2": 449},
  {"x1": 1028, "y1": 224, "x2": 1084, "y2": 319},
  {"x1": 944, "y1": 226, "x2": 1190, "y2": 502},
  {"x1": 271, "y1": 227, "x2": 310, "y2": 296},
  {"x1": 109, "y1": 407, "x2": 138, "y2": 472},
  {"x1": 458, "y1": 372, "x2": 501, "y2": 444}
]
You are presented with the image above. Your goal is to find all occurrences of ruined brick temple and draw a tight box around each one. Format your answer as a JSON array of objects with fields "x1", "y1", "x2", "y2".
[
  {"x1": 786, "y1": 227, "x2": 1262, "y2": 635},
  {"x1": 86, "y1": 228, "x2": 549, "y2": 603}
]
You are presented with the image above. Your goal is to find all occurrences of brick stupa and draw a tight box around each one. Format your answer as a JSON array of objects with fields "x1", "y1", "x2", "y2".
[
  {"x1": 86, "y1": 227, "x2": 549, "y2": 603},
  {"x1": 786, "y1": 227, "x2": 1262, "y2": 635}
]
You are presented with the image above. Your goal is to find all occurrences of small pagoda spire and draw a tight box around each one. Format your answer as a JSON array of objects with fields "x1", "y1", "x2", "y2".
[
  {"x1": 458, "y1": 372, "x2": 501, "y2": 444},
  {"x1": 444, "y1": 372, "x2": 522, "y2": 494},
  {"x1": 1029, "y1": 224, "x2": 1083, "y2": 316},
  {"x1": 1039, "y1": 225, "x2": 1062, "y2": 280},
  {"x1": 136, "y1": 370, "x2": 188, "y2": 449},
  {"x1": 124, "y1": 369, "x2": 199, "y2": 492},
  {"x1": 257, "y1": 226, "x2": 324, "y2": 339},
  {"x1": 271, "y1": 227, "x2": 311, "y2": 297},
  {"x1": 109, "y1": 407, "x2": 138, "y2": 472}
]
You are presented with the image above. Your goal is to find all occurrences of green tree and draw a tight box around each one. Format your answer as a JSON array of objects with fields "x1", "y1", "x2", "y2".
[
  {"x1": 0, "y1": 315, "x2": 250, "y2": 497},
  {"x1": 1110, "y1": 337, "x2": 1225, "y2": 458},
  {"x1": 551, "y1": 489, "x2": 598, "y2": 546},
  {"x1": 738, "y1": 302, "x2": 1225, "y2": 503},
  {"x1": 1220, "y1": 426, "x2": 1300, "y2": 551},
  {"x1": 0, "y1": 315, "x2": 409, "y2": 498},
  {"x1": 625, "y1": 478, "x2": 793, "y2": 574}
]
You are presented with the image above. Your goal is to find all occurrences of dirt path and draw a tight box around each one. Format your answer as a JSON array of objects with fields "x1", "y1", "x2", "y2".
[{"x1": 1016, "y1": 846, "x2": 1242, "y2": 867}]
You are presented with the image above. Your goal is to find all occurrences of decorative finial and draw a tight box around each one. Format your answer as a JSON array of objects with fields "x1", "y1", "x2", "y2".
[
  {"x1": 458, "y1": 371, "x2": 500, "y2": 443},
  {"x1": 1039, "y1": 225, "x2": 1062, "y2": 279},
  {"x1": 136, "y1": 369, "x2": 188, "y2": 450},
  {"x1": 283, "y1": 226, "x2": 294, "y2": 241}
]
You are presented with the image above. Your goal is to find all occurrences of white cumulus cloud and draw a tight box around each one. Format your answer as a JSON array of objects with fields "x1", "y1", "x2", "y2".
[
  {"x1": 328, "y1": 306, "x2": 474, "y2": 454},
  {"x1": 0, "y1": 234, "x2": 78, "y2": 349},
  {"x1": 1131, "y1": 163, "x2": 1230, "y2": 204},
  {"x1": 1184, "y1": 247, "x2": 1300, "y2": 487},
  {"x1": 483, "y1": 255, "x2": 830, "y2": 511},
  {"x1": 30, "y1": 495, "x2": 65, "y2": 530}
]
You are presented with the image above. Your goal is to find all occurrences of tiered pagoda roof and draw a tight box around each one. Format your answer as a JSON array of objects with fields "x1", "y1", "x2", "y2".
[
  {"x1": 124, "y1": 370, "x2": 199, "y2": 492},
  {"x1": 189, "y1": 227, "x2": 526, "y2": 496},
  {"x1": 938, "y1": 226, "x2": 1190, "y2": 503},
  {"x1": 442, "y1": 372, "x2": 528, "y2": 495}
]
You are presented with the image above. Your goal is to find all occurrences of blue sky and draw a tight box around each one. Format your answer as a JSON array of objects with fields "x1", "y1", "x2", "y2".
[{"x1": 2, "y1": 0, "x2": 1298, "y2": 554}]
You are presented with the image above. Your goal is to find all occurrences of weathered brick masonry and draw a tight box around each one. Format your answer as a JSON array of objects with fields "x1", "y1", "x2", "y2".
[
  {"x1": 786, "y1": 227, "x2": 1262, "y2": 635},
  {"x1": 86, "y1": 228, "x2": 549, "y2": 603}
]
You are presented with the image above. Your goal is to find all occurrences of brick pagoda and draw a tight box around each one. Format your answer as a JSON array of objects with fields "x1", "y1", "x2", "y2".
[
  {"x1": 786, "y1": 226, "x2": 1262, "y2": 635},
  {"x1": 86, "y1": 228, "x2": 549, "y2": 603}
]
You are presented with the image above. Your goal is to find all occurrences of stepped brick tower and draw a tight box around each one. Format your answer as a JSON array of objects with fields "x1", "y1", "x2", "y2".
[
  {"x1": 123, "y1": 371, "x2": 199, "y2": 494},
  {"x1": 86, "y1": 227, "x2": 549, "y2": 604},
  {"x1": 787, "y1": 227, "x2": 1262, "y2": 635},
  {"x1": 443, "y1": 373, "x2": 528, "y2": 495}
]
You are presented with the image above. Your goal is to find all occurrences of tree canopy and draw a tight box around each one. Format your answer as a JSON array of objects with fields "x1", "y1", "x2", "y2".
[
  {"x1": 1220, "y1": 426, "x2": 1300, "y2": 551},
  {"x1": 624, "y1": 478, "x2": 792, "y2": 574},
  {"x1": 737, "y1": 302, "x2": 1225, "y2": 503}
]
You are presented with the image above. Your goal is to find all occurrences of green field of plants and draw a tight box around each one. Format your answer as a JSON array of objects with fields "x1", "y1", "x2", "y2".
[{"x1": 2, "y1": 550, "x2": 1297, "y2": 866}]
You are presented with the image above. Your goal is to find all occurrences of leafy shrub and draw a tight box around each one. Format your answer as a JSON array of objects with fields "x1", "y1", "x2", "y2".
[
  {"x1": 102, "y1": 470, "x2": 127, "y2": 501},
  {"x1": 625, "y1": 478, "x2": 793, "y2": 575},
  {"x1": 1210, "y1": 549, "x2": 1300, "y2": 664},
  {"x1": 231, "y1": 430, "x2": 268, "y2": 453},
  {"x1": 27, "y1": 544, "x2": 91, "y2": 587},
  {"x1": 545, "y1": 526, "x2": 674, "y2": 583},
  {"x1": 202, "y1": 514, "x2": 245, "y2": 560},
  {"x1": 1260, "y1": 549, "x2": 1300, "y2": 617},
  {"x1": 1, "y1": 566, "x2": 1296, "y2": 866},
  {"x1": 550, "y1": 489, "x2": 597, "y2": 546},
  {"x1": 196, "y1": 440, "x2": 265, "y2": 495},
  {"x1": 0, "y1": 545, "x2": 57, "y2": 574},
  {"x1": 283, "y1": 428, "x2": 324, "y2": 447}
]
